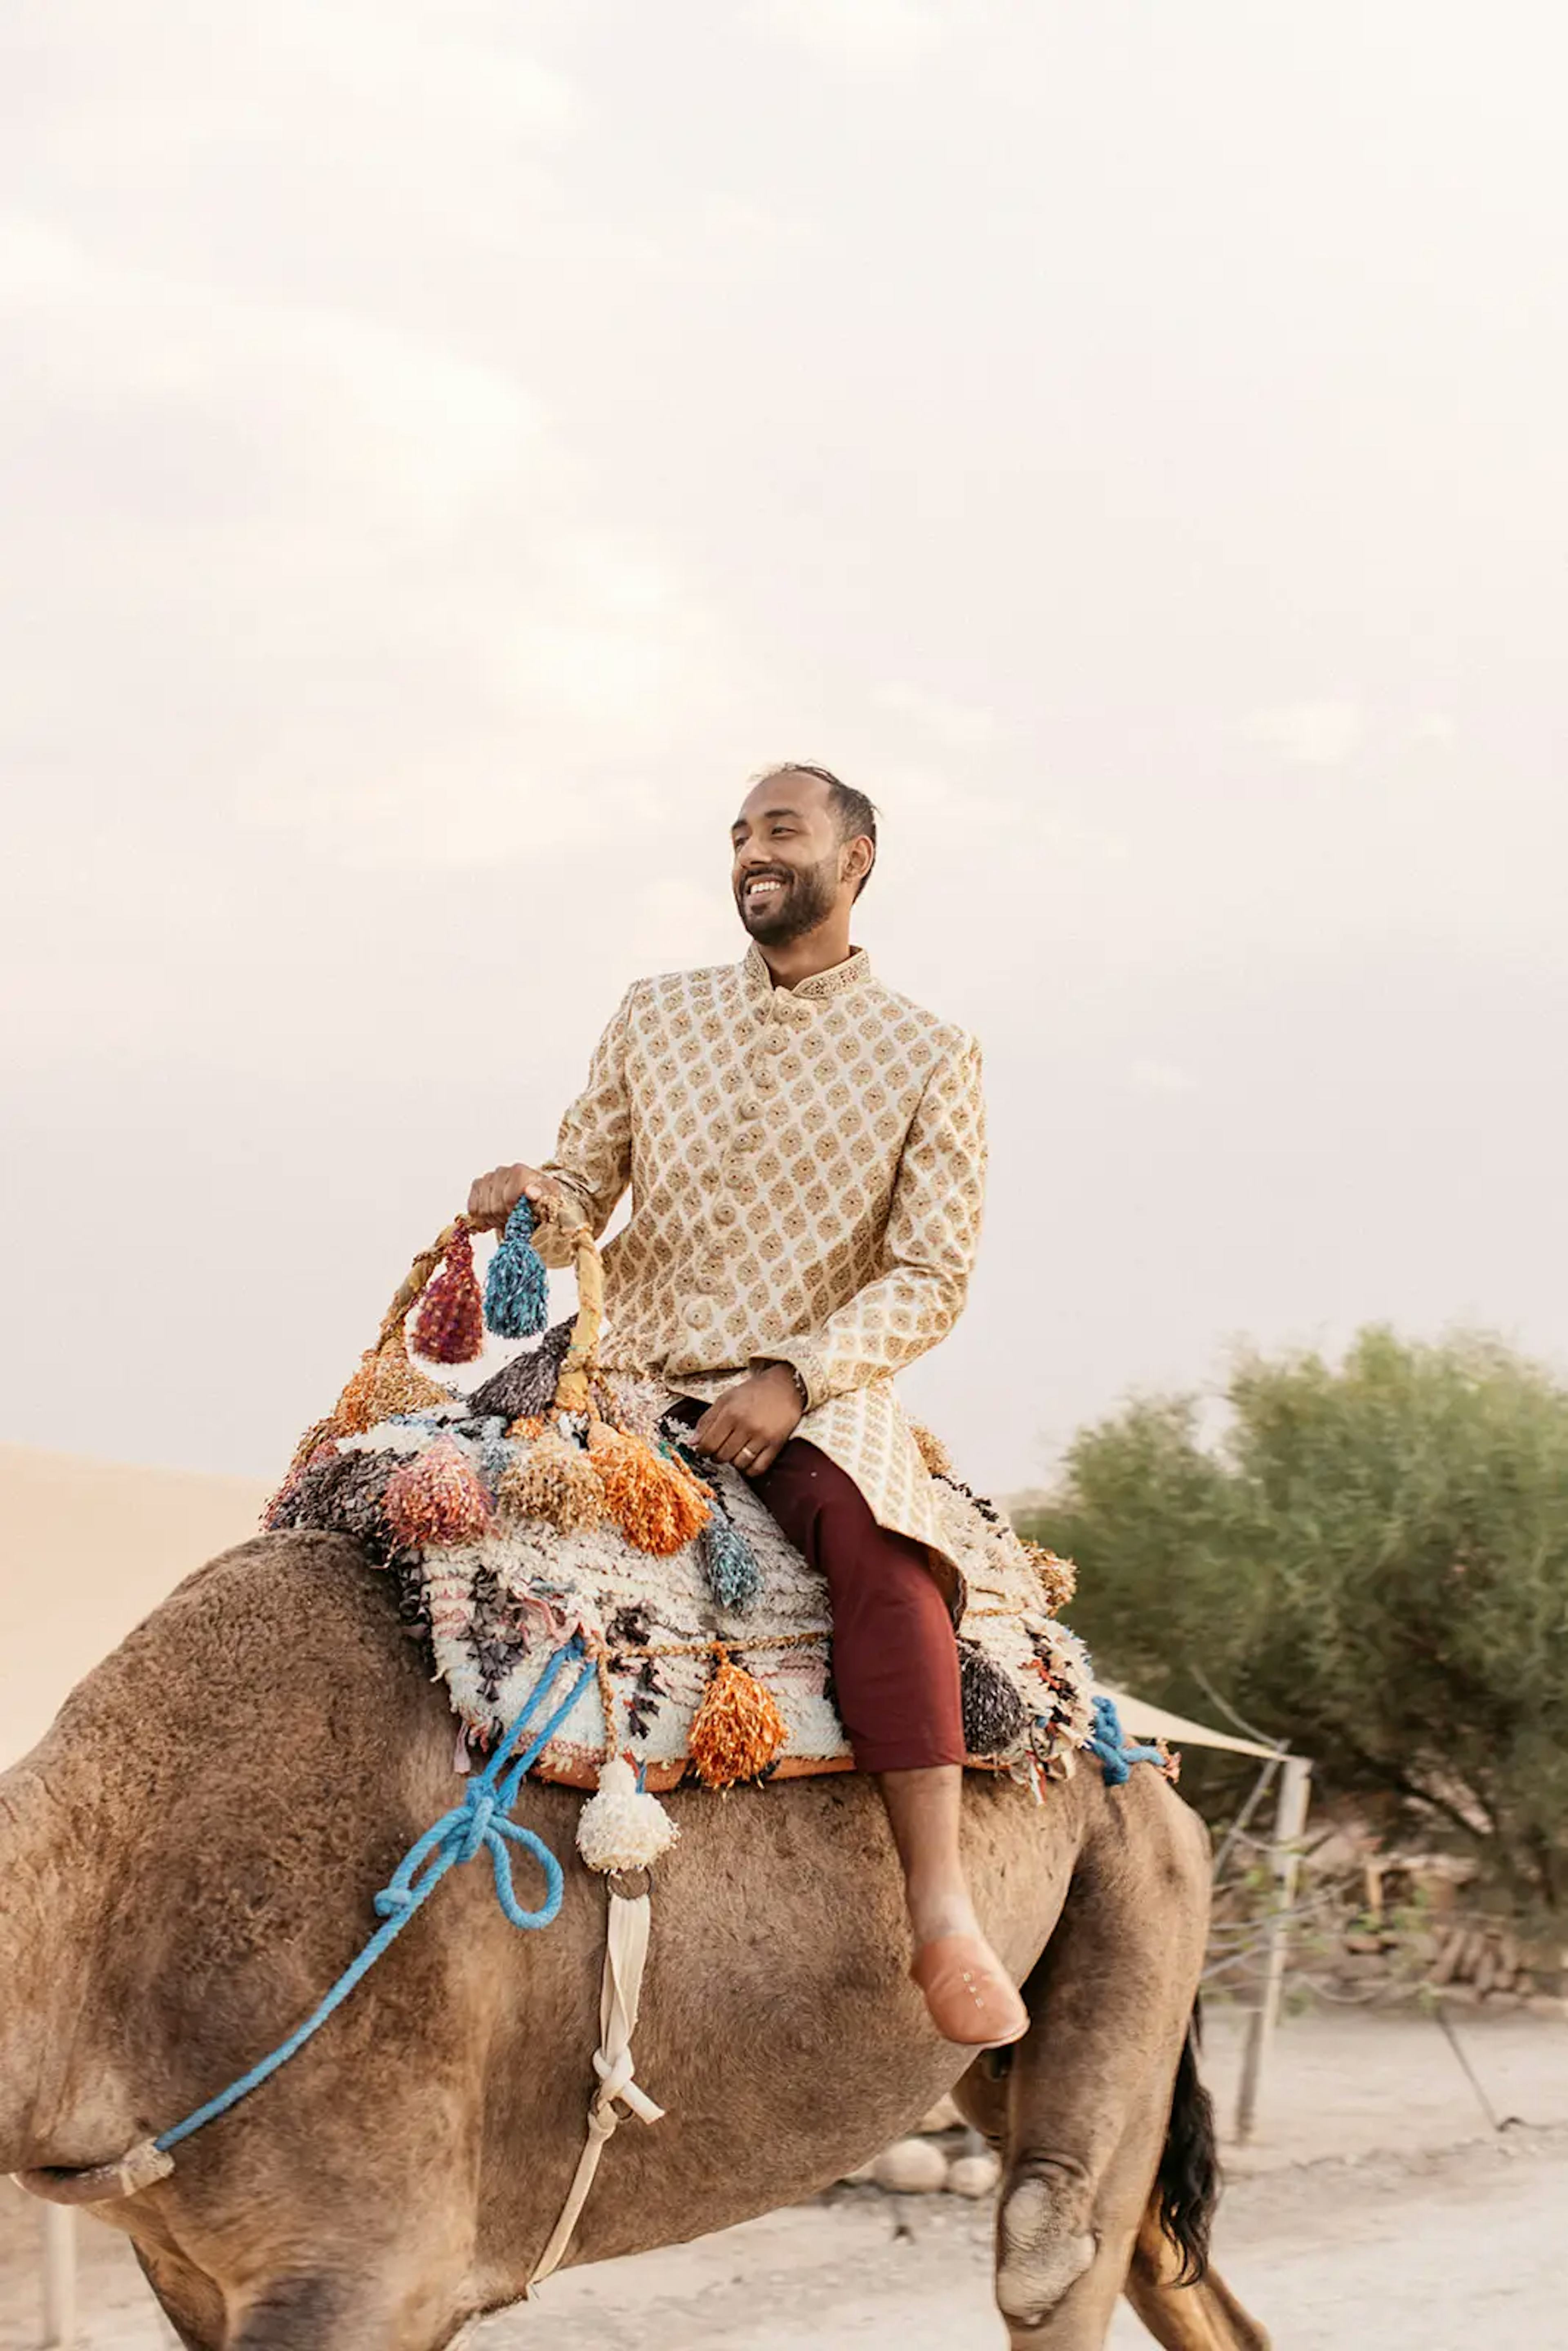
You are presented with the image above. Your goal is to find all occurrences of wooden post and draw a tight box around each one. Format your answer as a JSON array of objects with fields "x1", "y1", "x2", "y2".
[
  {"x1": 1234, "y1": 1752, "x2": 1312, "y2": 2146},
  {"x1": 41, "y1": 2206, "x2": 76, "y2": 2349}
]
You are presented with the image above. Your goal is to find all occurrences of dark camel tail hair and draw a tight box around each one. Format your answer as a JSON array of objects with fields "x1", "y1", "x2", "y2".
[{"x1": 1157, "y1": 2000, "x2": 1219, "y2": 2284}]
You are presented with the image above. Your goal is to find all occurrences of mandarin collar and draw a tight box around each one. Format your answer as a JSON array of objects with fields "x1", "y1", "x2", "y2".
[{"x1": 741, "y1": 940, "x2": 873, "y2": 1004}]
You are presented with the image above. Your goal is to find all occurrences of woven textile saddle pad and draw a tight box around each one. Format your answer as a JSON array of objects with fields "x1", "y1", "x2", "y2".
[{"x1": 279, "y1": 1356, "x2": 1095, "y2": 1794}]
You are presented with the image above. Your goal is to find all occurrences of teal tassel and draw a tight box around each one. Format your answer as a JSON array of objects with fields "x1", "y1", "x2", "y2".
[
  {"x1": 484, "y1": 1198, "x2": 549, "y2": 1340},
  {"x1": 699, "y1": 1515, "x2": 761, "y2": 1611}
]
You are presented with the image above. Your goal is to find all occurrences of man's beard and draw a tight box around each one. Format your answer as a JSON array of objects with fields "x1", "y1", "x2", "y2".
[{"x1": 736, "y1": 853, "x2": 840, "y2": 945}]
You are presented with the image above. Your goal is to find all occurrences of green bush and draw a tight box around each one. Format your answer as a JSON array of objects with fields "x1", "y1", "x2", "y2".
[{"x1": 1018, "y1": 1330, "x2": 1568, "y2": 1915}]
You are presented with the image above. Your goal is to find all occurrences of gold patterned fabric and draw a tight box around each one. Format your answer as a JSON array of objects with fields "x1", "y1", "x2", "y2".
[{"x1": 534, "y1": 942, "x2": 986, "y2": 1569}]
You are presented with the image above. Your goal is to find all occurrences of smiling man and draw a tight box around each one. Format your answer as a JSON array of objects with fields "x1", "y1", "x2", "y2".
[{"x1": 468, "y1": 763, "x2": 1026, "y2": 2047}]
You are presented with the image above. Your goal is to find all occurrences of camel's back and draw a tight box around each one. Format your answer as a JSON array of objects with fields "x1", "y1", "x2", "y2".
[{"x1": 16, "y1": 1531, "x2": 1098, "y2": 2309}]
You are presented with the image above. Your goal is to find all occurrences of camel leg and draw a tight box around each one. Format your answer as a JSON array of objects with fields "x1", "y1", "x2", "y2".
[
  {"x1": 992, "y1": 1773, "x2": 1211, "y2": 2349},
  {"x1": 135, "y1": 2241, "x2": 224, "y2": 2351},
  {"x1": 959, "y1": 2050, "x2": 1267, "y2": 2350},
  {"x1": 950, "y1": 2046, "x2": 1009, "y2": 2147},
  {"x1": 1124, "y1": 2200, "x2": 1271, "y2": 2351}
]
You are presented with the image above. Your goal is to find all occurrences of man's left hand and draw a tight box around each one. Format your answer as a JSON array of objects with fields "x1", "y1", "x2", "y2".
[{"x1": 689, "y1": 1365, "x2": 804, "y2": 1479}]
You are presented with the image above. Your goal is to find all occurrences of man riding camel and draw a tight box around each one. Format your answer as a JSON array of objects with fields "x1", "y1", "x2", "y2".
[{"x1": 468, "y1": 763, "x2": 1028, "y2": 2049}]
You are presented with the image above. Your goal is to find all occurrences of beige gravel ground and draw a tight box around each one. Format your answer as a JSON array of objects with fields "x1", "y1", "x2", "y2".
[{"x1": 6, "y1": 2008, "x2": 1567, "y2": 2349}]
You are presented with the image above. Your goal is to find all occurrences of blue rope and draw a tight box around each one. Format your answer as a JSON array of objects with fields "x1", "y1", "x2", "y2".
[
  {"x1": 155, "y1": 1639, "x2": 595, "y2": 2155},
  {"x1": 1086, "y1": 1694, "x2": 1169, "y2": 1788}
]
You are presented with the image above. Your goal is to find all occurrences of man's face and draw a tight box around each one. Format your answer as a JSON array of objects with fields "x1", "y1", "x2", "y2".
[{"x1": 730, "y1": 773, "x2": 848, "y2": 945}]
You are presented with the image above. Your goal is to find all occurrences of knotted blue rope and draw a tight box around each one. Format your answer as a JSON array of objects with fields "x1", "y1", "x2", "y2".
[
  {"x1": 1087, "y1": 1694, "x2": 1169, "y2": 1788},
  {"x1": 154, "y1": 1639, "x2": 595, "y2": 2155}
]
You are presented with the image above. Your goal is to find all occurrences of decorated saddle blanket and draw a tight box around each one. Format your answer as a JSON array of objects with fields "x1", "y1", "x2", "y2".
[{"x1": 264, "y1": 1210, "x2": 1110, "y2": 1797}]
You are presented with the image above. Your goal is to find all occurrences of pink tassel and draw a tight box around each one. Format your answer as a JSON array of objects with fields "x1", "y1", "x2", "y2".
[
  {"x1": 384, "y1": 1437, "x2": 492, "y2": 1547},
  {"x1": 409, "y1": 1229, "x2": 486, "y2": 1366}
]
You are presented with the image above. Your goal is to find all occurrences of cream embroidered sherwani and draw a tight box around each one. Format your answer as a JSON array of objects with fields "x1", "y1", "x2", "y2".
[{"x1": 534, "y1": 941, "x2": 986, "y2": 1569}]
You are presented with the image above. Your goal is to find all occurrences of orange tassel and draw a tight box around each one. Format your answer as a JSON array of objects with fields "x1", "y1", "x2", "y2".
[
  {"x1": 332, "y1": 1330, "x2": 451, "y2": 1437},
  {"x1": 909, "y1": 1420, "x2": 953, "y2": 1478},
  {"x1": 687, "y1": 1645, "x2": 788, "y2": 1790},
  {"x1": 1021, "y1": 1541, "x2": 1077, "y2": 1616},
  {"x1": 588, "y1": 1423, "x2": 710, "y2": 1556},
  {"x1": 286, "y1": 1415, "x2": 339, "y2": 1475},
  {"x1": 408, "y1": 1228, "x2": 486, "y2": 1365},
  {"x1": 383, "y1": 1436, "x2": 492, "y2": 1547},
  {"x1": 497, "y1": 1430, "x2": 608, "y2": 1534}
]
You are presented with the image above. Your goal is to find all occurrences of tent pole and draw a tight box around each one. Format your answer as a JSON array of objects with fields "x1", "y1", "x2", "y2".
[
  {"x1": 40, "y1": 2206, "x2": 76, "y2": 2349},
  {"x1": 1234, "y1": 1753, "x2": 1312, "y2": 2146}
]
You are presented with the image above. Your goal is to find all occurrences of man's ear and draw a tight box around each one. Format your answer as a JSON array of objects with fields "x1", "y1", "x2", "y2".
[{"x1": 842, "y1": 835, "x2": 875, "y2": 892}]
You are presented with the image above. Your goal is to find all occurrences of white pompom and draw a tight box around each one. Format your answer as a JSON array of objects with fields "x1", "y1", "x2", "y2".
[{"x1": 576, "y1": 1756, "x2": 679, "y2": 1874}]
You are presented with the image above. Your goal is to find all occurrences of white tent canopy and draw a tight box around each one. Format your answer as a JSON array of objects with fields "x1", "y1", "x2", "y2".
[{"x1": 1097, "y1": 1683, "x2": 1280, "y2": 1761}]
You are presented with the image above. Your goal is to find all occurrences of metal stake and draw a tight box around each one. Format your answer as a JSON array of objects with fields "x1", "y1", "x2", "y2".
[
  {"x1": 1234, "y1": 1751, "x2": 1312, "y2": 2146},
  {"x1": 40, "y1": 2206, "x2": 76, "y2": 2349}
]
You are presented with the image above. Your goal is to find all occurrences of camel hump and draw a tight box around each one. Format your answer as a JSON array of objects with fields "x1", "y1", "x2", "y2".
[{"x1": 42, "y1": 1529, "x2": 412, "y2": 1762}]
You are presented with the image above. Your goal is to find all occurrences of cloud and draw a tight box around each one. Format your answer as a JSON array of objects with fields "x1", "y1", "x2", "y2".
[
  {"x1": 1238, "y1": 700, "x2": 1363, "y2": 768},
  {"x1": 748, "y1": 0, "x2": 955, "y2": 64},
  {"x1": 622, "y1": 877, "x2": 746, "y2": 973},
  {"x1": 873, "y1": 681, "x2": 1006, "y2": 752},
  {"x1": 0, "y1": 212, "x2": 755, "y2": 875},
  {"x1": 862, "y1": 761, "x2": 1028, "y2": 846},
  {"x1": 1130, "y1": 1060, "x2": 1197, "y2": 1095}
]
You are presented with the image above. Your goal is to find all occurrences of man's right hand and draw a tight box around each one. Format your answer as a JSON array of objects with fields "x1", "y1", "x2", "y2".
[{"x1": 466, "y1": 1163, "x2": 568, "y2": 1230}]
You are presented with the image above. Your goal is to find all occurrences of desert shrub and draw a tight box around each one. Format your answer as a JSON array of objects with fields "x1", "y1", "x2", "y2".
[{"x1": 1018, "y1": 1330, "x2": 1568, "y2": 1914}]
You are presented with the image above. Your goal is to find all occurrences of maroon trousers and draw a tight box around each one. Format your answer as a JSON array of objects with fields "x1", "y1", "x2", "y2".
[{"x1": 749, "y1": 1436, "x2": 966, "y2": 1773}]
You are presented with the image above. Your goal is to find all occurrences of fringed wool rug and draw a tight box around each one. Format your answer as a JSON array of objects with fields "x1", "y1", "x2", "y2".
[{"x1": 264, "y1": 1208, "x2": 1105, "y2": 1800}]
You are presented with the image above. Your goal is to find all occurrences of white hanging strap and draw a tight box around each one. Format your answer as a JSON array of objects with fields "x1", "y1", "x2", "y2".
[{"x1": 529, "y1": 1888, "x2": 662, "y2": 2289}]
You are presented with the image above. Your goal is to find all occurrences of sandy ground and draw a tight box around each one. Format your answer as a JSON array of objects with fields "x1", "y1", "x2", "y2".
[
  {"x1": 0, "y1": 1446, "x2": 268, "y2": 1769},
  {"x1": 519, "y1": 2131, "x2": 1568, "y2": 2350},
  {"x1": 6, "y1": 2008, "x2": 1566, "y2": 2349}
]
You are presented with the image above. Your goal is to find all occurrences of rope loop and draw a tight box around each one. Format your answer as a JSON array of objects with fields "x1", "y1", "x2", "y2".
[
  {"x1": 483, "y1": 1818, "x2": 566, "y2": 1931},
  {"x1": 154, "y1": 1639, "x2": 595, "y2": 2157}
]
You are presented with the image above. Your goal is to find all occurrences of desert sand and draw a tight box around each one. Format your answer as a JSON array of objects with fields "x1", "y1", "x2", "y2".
[{"x1": 0, "y1": 1444, "x2": 270, "y2": 1769}]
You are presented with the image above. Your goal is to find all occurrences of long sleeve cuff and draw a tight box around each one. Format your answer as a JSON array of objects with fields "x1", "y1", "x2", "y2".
[{"x1": 755, "y1": 1339, "x2": 831, "y2": 1413}]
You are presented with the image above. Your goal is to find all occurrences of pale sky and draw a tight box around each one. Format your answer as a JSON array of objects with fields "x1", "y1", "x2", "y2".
[{"x1": 2, "y1": 2, "x2": 1564, "y2": 1500}]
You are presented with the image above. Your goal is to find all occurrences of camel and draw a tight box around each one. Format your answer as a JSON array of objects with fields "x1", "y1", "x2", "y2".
[{"x1": 2, "y1": 1528, "x2": 1270, "y2": 2350}]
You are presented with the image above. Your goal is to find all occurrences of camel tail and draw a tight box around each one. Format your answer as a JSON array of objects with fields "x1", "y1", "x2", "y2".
[{"x1": 1156, "y1": 2001, "x2": 1218, "y2": 2285}]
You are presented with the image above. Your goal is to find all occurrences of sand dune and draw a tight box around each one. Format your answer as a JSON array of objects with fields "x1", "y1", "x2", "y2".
[{"x1": 0, "y1": 1444, "x2": 270, "y2": 1768}]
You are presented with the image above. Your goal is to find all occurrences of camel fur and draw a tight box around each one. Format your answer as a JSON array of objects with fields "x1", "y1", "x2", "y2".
[{"x1": 0, "y1": 1531, "x2": 1269, "y2": 2350}]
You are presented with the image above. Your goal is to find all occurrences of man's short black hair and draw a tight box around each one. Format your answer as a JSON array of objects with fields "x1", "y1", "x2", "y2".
[{"x1": 777, "y1": 762, "x2": 879, "y2": 899}]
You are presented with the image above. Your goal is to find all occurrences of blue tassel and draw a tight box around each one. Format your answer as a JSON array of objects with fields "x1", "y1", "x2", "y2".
[
  {"x1": 699, "y1": 1515, "x2": 762, "y2": 1612},
  {"x1": 483, "y1": 1198, "x2": 549, "y2": 1340}
]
